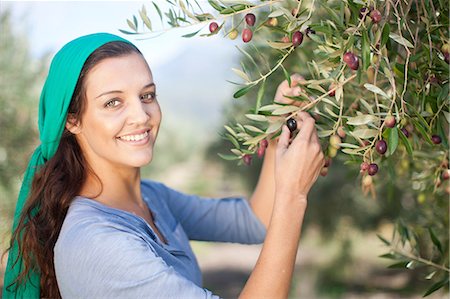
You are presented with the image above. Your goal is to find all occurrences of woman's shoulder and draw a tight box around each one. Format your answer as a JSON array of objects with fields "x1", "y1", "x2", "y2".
[
  {"x1": 141, "y1": 178, "x2": 171, "y2": 194},
  {"x1": 55, "y1": 197, "x2": 142, "y2": 252},
  {"x1": 56, "y1": 198, "x2": 119, "y2": 244}
]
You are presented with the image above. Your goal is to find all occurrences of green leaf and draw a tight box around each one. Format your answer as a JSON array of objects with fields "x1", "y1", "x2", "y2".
[
  {"x1": 397, "y1": 221, "x2": 410, "y2": 245},
  {"x1": 139, "y1": 6, "x2": 152, "y2": 31},
  {"x1": 389, "y1": 32, "x2": 414, "y2": 48},
  {"x1": 377, "y1": 234, "x2": 391, "y2": 246},
  {"x1": 245, "y1": 114, "x2": 267, "y2": 122},
  {"x1": 341, "y1": 148, "x2": 364, "y2": 155},
  {"x1": 309, "y1": 24, "x2": 333, "y2": 35},
  {"x1": 153, "y1": 2, "x2": 163, "y2": 23},
  {"x1": 194, "y1": 13, "x2": 214, "y2": 22},
  {"x1": 272, "y1": 105, "x2": 299, "y2": 115},
  {"x1": 207, "y1": 0, "x2": 224, "y2": 11},
  {"x1": 256, "y1": 80, "x2": 266, "y2": 112},
  {"x1": 133, "y1": 15, "x2": 138, "y2": 30},
  {"x1": 236, "y1": 46, "x2": 259, "y2": 70},
  {"x1": 259, "y1": 104, "x2": 282, "y2": 112},
  {"x1": 406, "y1": 261, "x2": 415, "y2": 269},
  {"x1": 179, "y1": 0, "x2": 197, "y2": 20},
  {"x1": 226, "y1": 134, "x2": 240, "y2": 149},
  {"x1": 387, "y1": 261, "x2": 410, "y2": 269},
  {"x1": 182, "y1": 28, "x2": 202, "y2": 38},
  {"x1": 387, "y1": 127, "x2": 398, "y2": 155},
  {"x1": 362, "y1": 30, "x2": 370, "y2": 70},
  {"x1": 324, "y1": 106, "x2": 339, "y2": 118},
  {"x1": 428, "y1": 228, "x2": 443, "y2": 254},
  {"x1": 425, "y1": 271, "x2": 437, "y2": 280},
  {"x1": 267, "y1": 41, "x2": 292, "y2": 49},
  {"x1": 268, "y1": 9, "x2": 287, "y2": 18},
  {"x1": 381, "y1": 23, "x2": 390, "y2": 48},
  {"x1": 351, "y1": 128, "x2": 378, "y2": 139},
  {"x1": 281, "y1": 65, "x2": 291, "y2": 87},
  {"x1": 118, "y1": 29, "x2": 140, "y2": 35},
  {"x1": 359, "y1": 98, "x2": 374, "y2": 114},
  {"x1": 322, "y1": 4, "x2": 344, "y2": 29},
  {"x1": 244, "y1": 125, "x2": 264, "y2": 133},
  {"x1": 232, "y1": 68, "x2": 250, "y2": 82},
  {"x1": 398, "y1": 127, "x2": 412, "y2": 156},
  {"x1": 423, "y1": 277, "x2": 449, "y2": 297},
  {"x1": 265, "y1": 120, "x2": 284, "y2": 134},
  {"x1": 218, "y1": 153, "x2": 240, "y2": 161},
  {"x1": 321, "y1": 97, "x2": 339, "y2": 108},
  {"x1": 438, "y1": 83, "x2": 449, "y2": 105},
  {"x1": 379, "y1": 253, "x2": 397, "y2": 259},
  {"x1": 338, "y1": 143, "x2": 360, "y2": 149},
  {"x1": 412, "y1": 108, "x2": 432, "y2": 131},
  {"x1": 317, "y1": 130, "x2": 334, "y2": 138},
  {"x1": 220, "y1": 4, "x2": 246, "y2": 15},
  {"x1": 224, "y1": 125, "x2": 237, "y2": 137},
  {"x1": 231, "y1": 148, "x2": 243, "y2": 156},
  {"x1": 437, "y1": 115, "x2": 449, "y2": 148},
  {"x1": 364, "y1": 83, "x2": 390, "y2": 99},
  {"x1": 347, "y1": 114, "x2": 379, "y2": 125},
  {"x1": 411, "y1": 119, "x2": 433, "y2": 144},
  {"x1": 244, "y1": 134, "x2": 268, "y2": 145},
  {"x1": 127, "y1": 19, "x2": 137, "y2": 31},
  {"x1": 233, "y1": 84, "x2": 255, "y2": 98}
]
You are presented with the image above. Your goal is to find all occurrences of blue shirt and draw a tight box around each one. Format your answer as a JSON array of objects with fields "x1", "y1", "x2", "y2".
[{"x1": 54, "y1": 180, "x2": 266, "y2": 298}]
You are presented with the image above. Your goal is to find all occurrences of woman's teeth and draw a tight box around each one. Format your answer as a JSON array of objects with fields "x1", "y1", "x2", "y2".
[{"x1": 119, "y1": 131, "x2": 149, "y2": 141}]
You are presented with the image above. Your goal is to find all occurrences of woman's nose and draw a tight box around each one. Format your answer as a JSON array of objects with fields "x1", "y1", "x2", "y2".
[{"x1": 127, "y1": 98, "x2": 150, "y2": 125}]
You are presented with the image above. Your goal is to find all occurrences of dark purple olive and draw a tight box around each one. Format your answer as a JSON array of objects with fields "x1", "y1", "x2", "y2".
[
  {"x1": 292, "y1": 31, "x2": 304, "y2": 47},
  {"x1": 431, "y1": 135, "x2": 442, "y2": 144},
  {"x1": 287, "y1": 118, "x2": 297, "y2": 132},
  {"x1": 368, "y1": 163, "x2": 379, "y2": 176},
  {"x1": 375, "y1": 140, "x2": 387, "y2": 155}
]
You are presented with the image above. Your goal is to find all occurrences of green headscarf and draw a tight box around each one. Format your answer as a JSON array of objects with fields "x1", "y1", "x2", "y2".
[{"x1": 3, "y1": 33, "x2": 132, "y2": 298}]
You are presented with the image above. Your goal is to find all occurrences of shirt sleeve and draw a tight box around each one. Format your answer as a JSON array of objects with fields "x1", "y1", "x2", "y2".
[
  {"x1": 154, "y1": 182, "x2": 266, "y2": 244},
  {"x1": 54, "y1": 222, "x2": 220, "y2": 299}
]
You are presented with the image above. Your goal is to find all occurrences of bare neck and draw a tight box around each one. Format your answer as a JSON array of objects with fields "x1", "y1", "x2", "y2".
[{"x1": 79, "y1": 164, "x2": 145, "y2": 209}]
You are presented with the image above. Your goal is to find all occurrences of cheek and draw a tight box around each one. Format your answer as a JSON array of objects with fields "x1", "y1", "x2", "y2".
[
  {"x1": 83, "y1": 113, "x2": 123, "y2": 141},
  {"x1": 148, "y1": 102, "x2": 162, "y2": 123}
]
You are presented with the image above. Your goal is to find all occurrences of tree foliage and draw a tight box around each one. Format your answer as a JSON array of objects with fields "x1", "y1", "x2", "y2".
[
  {"x1": 0, "y1": 10, "x2": 46, "y2": 217},
  {"x1": 124, "y1": 0, "x2": 449, "y2": 295}
]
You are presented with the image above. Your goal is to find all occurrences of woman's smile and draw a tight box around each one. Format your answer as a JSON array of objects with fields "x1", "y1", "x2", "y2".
[{"x1": 117, "y1": 129, "x2": 151, "y2": 144}]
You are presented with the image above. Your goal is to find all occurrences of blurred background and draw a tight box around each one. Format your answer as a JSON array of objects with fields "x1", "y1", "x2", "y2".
[{"x1": 0, "y1": 1, "x2": 447, "y2": 298}]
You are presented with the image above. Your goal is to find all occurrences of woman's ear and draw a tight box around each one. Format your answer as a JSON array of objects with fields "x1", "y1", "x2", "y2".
[{"x1": 66, "y1": 114, "x2": 81, "y2": 134}]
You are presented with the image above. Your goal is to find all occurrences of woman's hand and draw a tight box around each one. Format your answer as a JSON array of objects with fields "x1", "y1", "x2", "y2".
[
  {"x1": 275, "y1": 111, "x2": 324, "y2": 202},
  {"x1": 241, "y1": 77, "x2": 324, "y2": 299},
  {"x1": 274, "y1": 73, "x2": 310, "y2": 107}
]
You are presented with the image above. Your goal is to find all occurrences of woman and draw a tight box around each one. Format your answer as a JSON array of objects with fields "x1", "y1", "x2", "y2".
[{"x1": 3, "y1": 33, "x2": 324, "y2": 298}]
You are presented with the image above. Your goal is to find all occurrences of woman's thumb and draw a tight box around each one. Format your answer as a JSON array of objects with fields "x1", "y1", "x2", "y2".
[{"x1": 277, "y1": 125, "x2": 291, "y2": 152}]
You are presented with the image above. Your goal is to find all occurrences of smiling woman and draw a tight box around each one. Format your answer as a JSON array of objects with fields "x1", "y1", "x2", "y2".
[
  {"x1": 67, "y1": 52, "x2": 161, "y2": 173},
  {"x1": 3, "y1": 33, "x2": 324, "y2": 298}
]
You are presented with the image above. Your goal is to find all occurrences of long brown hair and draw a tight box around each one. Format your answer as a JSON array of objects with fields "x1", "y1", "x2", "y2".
[{"x1": 7, "y1": 41, "x2": 142, "y2": 298}]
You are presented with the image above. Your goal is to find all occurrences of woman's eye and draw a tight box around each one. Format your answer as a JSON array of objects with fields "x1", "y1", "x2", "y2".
[
  {"x1": 140, "y1": 92, "x2": 156, "y2": 102},
  {"x1": 105, "y1": 99, "x2": 120, "y2": 108}
]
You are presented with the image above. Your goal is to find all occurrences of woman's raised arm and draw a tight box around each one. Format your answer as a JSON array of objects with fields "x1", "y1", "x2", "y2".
[{"x1": 243, "y1": 111, "x2": 324, "y2": 298}]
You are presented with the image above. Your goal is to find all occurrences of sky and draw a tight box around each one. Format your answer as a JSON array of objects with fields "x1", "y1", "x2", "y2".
[{"x1": 1, "y1": 1, "x2": 244, "y2": 134}]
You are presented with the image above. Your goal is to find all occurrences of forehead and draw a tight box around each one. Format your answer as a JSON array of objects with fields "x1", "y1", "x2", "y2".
[{"x1": 84, "y1": 53, "x2": 153, "y2": 95}]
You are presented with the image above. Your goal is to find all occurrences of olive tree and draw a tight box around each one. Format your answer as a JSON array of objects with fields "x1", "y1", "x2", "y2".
[{"x1": 123, "y1": 0, "x2": 449, "y2": 295}]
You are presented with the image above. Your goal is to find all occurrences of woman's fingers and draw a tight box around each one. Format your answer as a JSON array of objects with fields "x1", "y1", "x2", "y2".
[
  {"x1": 274, "y1": 73, "x2": 305, "y2": 105},
  {"x1": 292, "y1": 112, "x2": 316, "y2": 142},
  {"x1": 290, "y1": 73, "x2": 304, "y2": 86},
  {"x1": 277, "y1": 125, "x2": 291, "y2": 153}
]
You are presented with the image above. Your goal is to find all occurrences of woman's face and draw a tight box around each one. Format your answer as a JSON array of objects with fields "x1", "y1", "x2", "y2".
[{"x1": 70, "y1": 52, "x2": 161, "y2": 170}]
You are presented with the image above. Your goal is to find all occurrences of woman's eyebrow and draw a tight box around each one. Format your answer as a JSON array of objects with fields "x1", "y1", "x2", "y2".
[
  {"x1": 95, "y1": 83, "x2": 155, "y2": 99},
  {"x1": 95, "y1": 90, "x2": 123, "y2": 99},
  {"x1": 143, "y1": 82, "x2": 156, "y2": 89}
]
